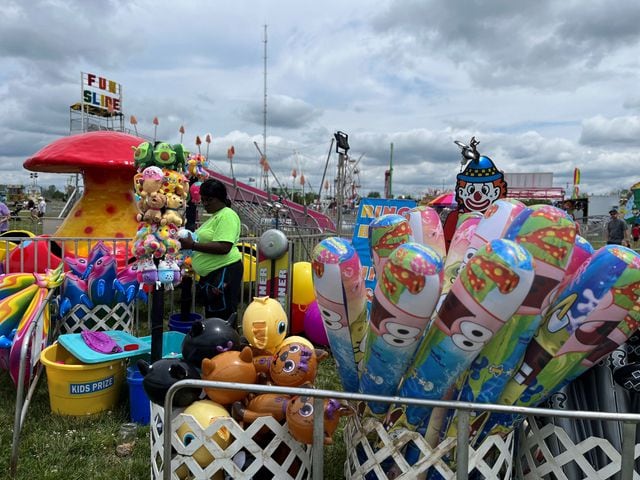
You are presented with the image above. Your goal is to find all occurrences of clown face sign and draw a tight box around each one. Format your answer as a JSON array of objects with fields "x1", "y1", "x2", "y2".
[{"x1": 454, "y1": 137, "x2": 507, "y2": 214}]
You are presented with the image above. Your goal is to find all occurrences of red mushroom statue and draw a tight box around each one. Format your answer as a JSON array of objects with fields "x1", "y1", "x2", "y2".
[{"x1": 23, "y1": 131, "x2": 144, "y2": 264}]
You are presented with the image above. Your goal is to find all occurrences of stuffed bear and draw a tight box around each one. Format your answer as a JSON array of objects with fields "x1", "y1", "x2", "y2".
[
  {"x1": 140, "y1": 192, "x2": 166, "y2": 224},
  {"x1": 162, "y1": 193, "x2": 184, "y2": 227},
  {"x1": 134, "y1": 166, "x2": 164, "y2": 199}
]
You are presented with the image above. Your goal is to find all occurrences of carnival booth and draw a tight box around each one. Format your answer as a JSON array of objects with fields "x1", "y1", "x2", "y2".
[{"x1": 8, "y1": 132, "x2": 640, "y2": 479}]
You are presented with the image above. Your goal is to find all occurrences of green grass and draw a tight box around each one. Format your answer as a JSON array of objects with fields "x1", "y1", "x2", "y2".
[
  {"x1": 0, "y1": 339, "x2": 347, "y2": 480},
  {"x1": 0, "y1": 371, "x2": 150, "y2": 480}
]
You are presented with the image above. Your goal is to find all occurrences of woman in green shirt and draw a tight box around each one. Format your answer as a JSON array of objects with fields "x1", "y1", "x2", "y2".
[{"x1": 179, "y1": 179, "x2": 243, "y2": 328}]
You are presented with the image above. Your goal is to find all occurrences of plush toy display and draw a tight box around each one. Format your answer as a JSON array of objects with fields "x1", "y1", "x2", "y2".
[
  {"x1": 162, "y1": 192, "x2": 185, "y2": 227},
  {"x1": 139, "y1": 192, "x2": 166, "y2": 224},
  {"x1": 131, "y1": 141, "x2": 188, "y2": 290}
]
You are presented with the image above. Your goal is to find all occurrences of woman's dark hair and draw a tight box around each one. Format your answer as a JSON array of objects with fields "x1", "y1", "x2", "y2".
[{"x1": 200, "y1": 178, "x2": 231, "y2": 207}]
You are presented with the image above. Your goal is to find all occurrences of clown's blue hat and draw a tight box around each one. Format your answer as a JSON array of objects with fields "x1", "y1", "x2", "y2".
[{"x1": 457, "y1": 155, "x2": 502, "y2": 182}]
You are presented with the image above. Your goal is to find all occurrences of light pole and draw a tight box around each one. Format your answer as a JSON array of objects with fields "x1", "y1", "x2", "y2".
[{"x1": 29, "y1": 173, "x2": 38, "y2": 187}]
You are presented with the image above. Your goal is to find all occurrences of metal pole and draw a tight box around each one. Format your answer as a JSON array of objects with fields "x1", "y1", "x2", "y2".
[
  {"x1": 312, "y1": 396, "x2": 325, "y2": 480},
  {"x1": 336, "y1": 153, "x2": 344, "y2": 234},
  {"x1": 150, "y1": 288, "x2": 164, "y2": 363},
  {"x1": 389, "y1": 142, "x2": 394, "y2": 198},
  {"x1": 80, "y1": 72, "x2": 85, "y2": 132},
  {"x1": 263, "y1": 24, "x2": 268, "y2": 183},
  {"x1": 621, "y1": 421, "x2": 636, "y2": 480},
  {"x1": 456, "y1": 409, "x2": 470, "y2": 479},
  {"x1": 317, "y1": 139, "x2": 335, "y2": 205}
]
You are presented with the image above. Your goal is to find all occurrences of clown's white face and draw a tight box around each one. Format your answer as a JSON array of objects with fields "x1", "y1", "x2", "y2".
[{"x1": 457, "y1": 181, "x2": 501, "y2": 212}]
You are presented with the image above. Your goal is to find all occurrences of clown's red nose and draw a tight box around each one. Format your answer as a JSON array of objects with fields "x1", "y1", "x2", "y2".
[{"x1": 473, "y1": 191, "x2": 482, "y2": 200}]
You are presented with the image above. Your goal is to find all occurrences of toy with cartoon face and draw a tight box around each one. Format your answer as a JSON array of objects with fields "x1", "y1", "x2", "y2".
[
  {"x1": 176, "y1": 399, "x2": 230, "y2": 479},
  {"x1": 359, "y1": 243, "x2": 443, "y2": 414},
  {"x1": 312, "y1": 237, "x2": 366, "y2": 393},
  {"x1": 269, "y1": 342, "x2": 328, "y2": 387},
  {"x1": 403, "y1": 205, "x2": 446, "y2": 260},
  {"x1": 454, "y1": 137, "x2": 507, "y2": 214},
  {"x1": 396, "y1": 239, "x2": 534, "y2": 429},
  {"x1": 153, "y1": 142, "x2": 176, "y2": 169},
  {"x1": 241, "y1": 296, "x2": 288, "y2": 352},
  {"x1": 231, "y1": 393, "x2": 290, "y2": 424},
  {"x1": 182, "y1": 315, "x2": 241, "y2": 368},
  {"x1": 201, "y1": 346, "x2": 257, "y2": 405},
  {"x1": 285, "y1": 395, "x2": 354, "y2": 445}
]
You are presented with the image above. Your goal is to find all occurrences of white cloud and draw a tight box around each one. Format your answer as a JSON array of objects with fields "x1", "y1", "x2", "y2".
[{"x1": 0, "y1": 0, "x2": 639, "y2": 199}]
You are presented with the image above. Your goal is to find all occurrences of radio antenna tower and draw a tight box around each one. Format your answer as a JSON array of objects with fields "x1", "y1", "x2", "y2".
[{"x1": 260, "y1": 24, "x2": 269, "y2": 192}]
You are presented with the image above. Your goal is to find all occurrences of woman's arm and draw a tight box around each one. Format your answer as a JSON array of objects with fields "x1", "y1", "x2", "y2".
[{"x1": 179, "y1": 235, "x2": 233, "y2": 255}]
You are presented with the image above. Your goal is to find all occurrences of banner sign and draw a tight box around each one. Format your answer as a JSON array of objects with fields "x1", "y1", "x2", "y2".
[
  {"x1": 352, "y1": 198, "x2": 416, "y2": 300},
  {"x1": 82, "y1": 72, "x2": 122, "y2": 112}
]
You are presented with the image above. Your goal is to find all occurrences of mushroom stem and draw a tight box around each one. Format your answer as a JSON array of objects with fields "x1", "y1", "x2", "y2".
[{"x1": 56, "y1": 169, "x2": 138, "y2": 264}]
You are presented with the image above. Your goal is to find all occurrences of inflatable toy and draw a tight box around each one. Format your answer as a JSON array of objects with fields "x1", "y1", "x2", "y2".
[
  {"x1": 477, "y1": 245, "x2": 640, "y2": 443},
  {"x1": 8, "y1": 265, "x2": 64, "y2": 386},
  {"x1": 403, "y1": 205, "x2": 446, "y2": 260},
  {"x1": 278, "y1": 335, "x2": 314, "y2": 351},
  {"x1": 236, "y1": 242, "x2": 257, "y2": 283},
  {"x1": 254, "y1": 341, "x2": 328, "y2": 387},
  {"x1": 241, "y1": 297, "x2": 288, "y2": 352},
  {"x1": 286, "y1": 395, "x2": 354, "y2": 445},
  {"x1": 291, "y1": 262, "x2": 315, "y2": 305},
  {"x1": 460, "y1": 199, "x2": 526, "y2": 272},
  {"x1": 368, "y1": 214, "x2": 412, "y2": 277},
  {"x1": 201, "y1": 346, "x2": 257, "y2": 405},
  {"x1": 312, "y1": 237, "x2": 367, "y2": 392},
  {"x1": 303, "y1": 300, "x2": 329, "y2": 346},
  {"x1": 177, "y1": 399, "x2": 231, "y2": 479},
  {"x1": 291, "y1": 261, "x2": 315, "y2": 334},
  {"x1": 137, "y1": 358, "x2": 201, "y2": 407},
  {"x1": 439, "y1": 212, "x2": 483, "y2": 305},
  {"x1": 58, "y1": 273, "x2": 93, "y2": 318},
  {"x1": 360, "y1": 242, "x2": 443, "y2": 416},
  {"x1": 388, "y1": 238, "x2": 534, "y2": 434},
  {"x1": 86, "y1": 254, "x2": 118, "y2": 305},
  {"x1": 181, "y1": 315, "x2": 241, "y2": 368},
  {"x1": 232, "y1": 393, "x2": 290, "y2": 424},
  {"x1": 444, "y1": 205, "x2": 578, "y2": 440}
]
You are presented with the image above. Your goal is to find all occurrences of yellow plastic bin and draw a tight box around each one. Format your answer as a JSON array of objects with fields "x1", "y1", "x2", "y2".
[{"x1": 40, "y1": 343, "x2": 126, "y2": 416}]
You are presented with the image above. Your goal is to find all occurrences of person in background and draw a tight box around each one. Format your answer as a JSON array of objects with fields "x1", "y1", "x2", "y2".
[
  {"x1": 0, "y1": 200, "x2": 10, "y2": 234},
  {"x1": 605, "y1": 209, "x2": 629, "y2": 246},
  {"x1": 178, "y1": 179, "x2": 243, "y2": 329},
  {"x1": 27, "y1": 199, "x2": 38, "y2": 222},
  {"x1": 632, "y1": 223, "x2": 640, "y2": 248},
  {"x1": 37, "y1": 197, "x2": 46, "y2": 218}
]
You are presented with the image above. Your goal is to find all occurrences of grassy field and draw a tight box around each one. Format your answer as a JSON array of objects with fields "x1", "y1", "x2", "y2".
[{"x1": 0, "y1": 333, "x2": 347, "y2": 480}]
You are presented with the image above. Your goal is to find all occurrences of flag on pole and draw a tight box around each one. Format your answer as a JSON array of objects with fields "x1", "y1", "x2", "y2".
[{"x1": 573, "y1": 167, "x2": 580, "y2": 186}]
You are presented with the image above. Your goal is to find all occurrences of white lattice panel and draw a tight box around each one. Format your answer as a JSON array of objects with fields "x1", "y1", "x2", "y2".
[
  {"x1": 60, "y1": 302, "x2": 134, "y2": 334},
  {"x1": 518, "y1": 418, "x2": 640, "y2": 480},
  {"x1": 150, "y1": 402, "x2": 313, "y2": 480},
  {"x1": 344, "y1": 415, "x2": 514, "y2": 480}
]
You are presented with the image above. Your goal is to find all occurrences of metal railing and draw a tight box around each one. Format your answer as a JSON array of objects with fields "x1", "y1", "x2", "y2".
[
  {"x1": 10, "y1": 289, "x2": 55, "y2": 476},
  {"x1": 162, "y1": 379, "x2": 640, "y2": 480}
]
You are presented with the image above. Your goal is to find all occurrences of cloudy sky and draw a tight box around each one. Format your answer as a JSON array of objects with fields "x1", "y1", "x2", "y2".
[{"x1": 2, "y1": 0, "x2": 640, "y2": 199}]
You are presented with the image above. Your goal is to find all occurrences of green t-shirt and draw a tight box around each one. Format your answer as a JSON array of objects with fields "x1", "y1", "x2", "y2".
[{"x1": 192, "y1": 207, "x2": 242, "y2": 276}]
